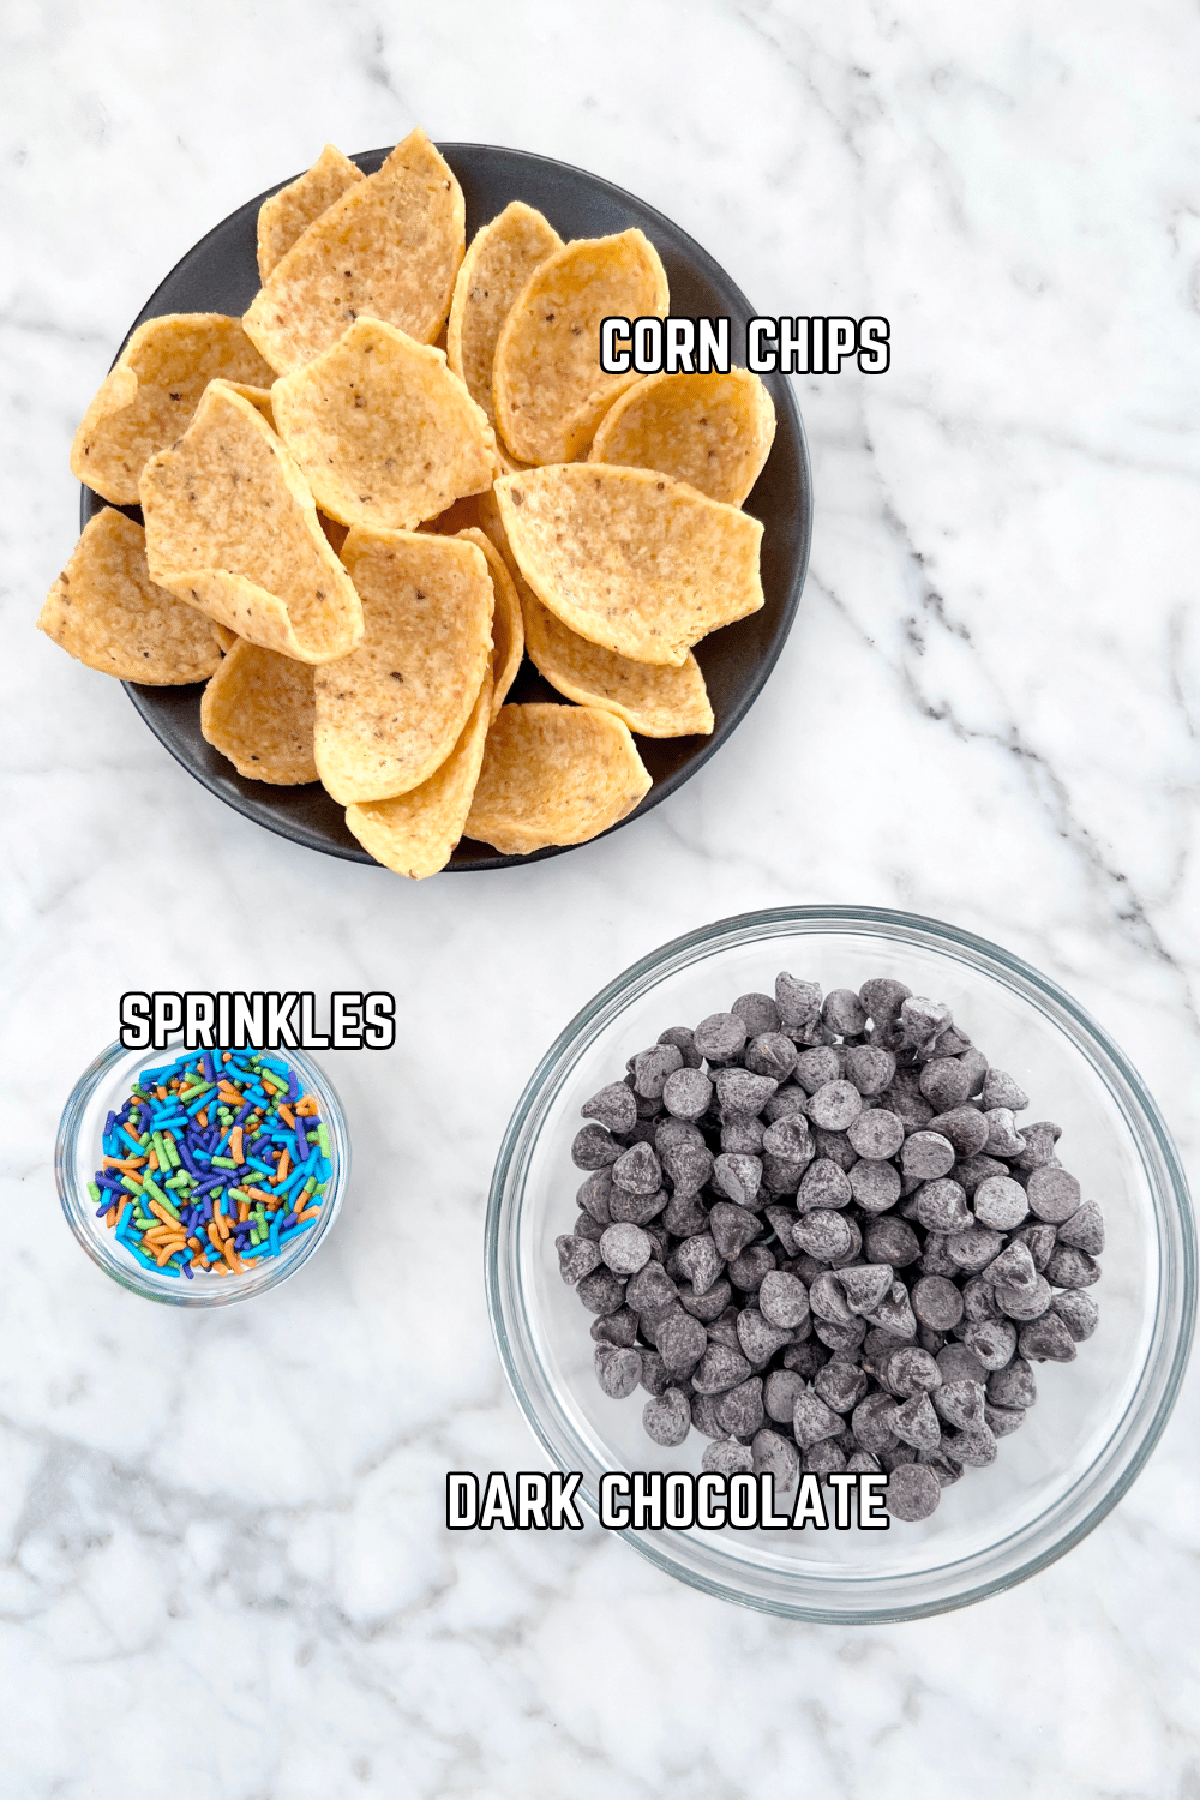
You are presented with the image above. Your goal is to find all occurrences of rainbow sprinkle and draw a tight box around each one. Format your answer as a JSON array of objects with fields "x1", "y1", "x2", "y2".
[{"x1": 90, "y1": 1050, "x2": 331, "y2": 1278}]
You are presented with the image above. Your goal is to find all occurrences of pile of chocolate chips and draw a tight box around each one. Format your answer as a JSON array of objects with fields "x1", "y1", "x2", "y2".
[{"x1": 556, "y1": 974, "x2": 1102, "y2": 1522}]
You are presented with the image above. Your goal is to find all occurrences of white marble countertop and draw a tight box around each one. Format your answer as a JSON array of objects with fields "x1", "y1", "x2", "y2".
[{"x1": 4, "y1": 2, "x2": 1200, "y2": 1794}]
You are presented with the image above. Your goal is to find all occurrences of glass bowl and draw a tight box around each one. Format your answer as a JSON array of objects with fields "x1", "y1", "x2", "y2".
[
  {"x1": 57, "y1": 1040, "x2": 349, "y2": 1306},
  {"x1": 486, "y1": 905, "x2": 1196, "y2": 1622}
]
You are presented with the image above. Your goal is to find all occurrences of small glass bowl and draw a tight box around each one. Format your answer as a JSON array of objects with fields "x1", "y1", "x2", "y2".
[
  {"x1": 57, "y1": 1040, "x2": 349, "y2": 1306},
  {"x1": 486, "y1": 906, "x2": 1196, "y2": 1622}
]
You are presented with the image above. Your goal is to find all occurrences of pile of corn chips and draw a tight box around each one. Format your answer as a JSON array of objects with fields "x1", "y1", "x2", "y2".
[{"x1": 41, "y1": 132, "x2": 776, "y2": 878}]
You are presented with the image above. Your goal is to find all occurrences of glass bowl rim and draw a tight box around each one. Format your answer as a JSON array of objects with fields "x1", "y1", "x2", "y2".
[
  {"x1": 57, "y1": 1037, "x2": 350, "y2": 1307},
  {"x1": 485, "y1": 902, "x2": 1197, "y2": 1622}
]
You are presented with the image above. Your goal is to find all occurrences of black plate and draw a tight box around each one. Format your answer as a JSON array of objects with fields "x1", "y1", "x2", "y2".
[{"x1": 81, "y1": 144, "x2": 812, "y2": 870}]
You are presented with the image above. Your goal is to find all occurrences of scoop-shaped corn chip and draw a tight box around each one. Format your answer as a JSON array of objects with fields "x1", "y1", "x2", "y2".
[
  {"x1": 314, "y1": 528, "x2": 493, "y2": 803},
  {"x1": 521, "y1": 583, "x2": 712, "y2": 738},
  {"x1": 70, "y1": 314, "x2": 276, "y2": 504},
  {"x1": 200, "y1": 639, "x2": 318, "y2": 784},
  {"x1": 345, "y1": 668, "x2": 493, "y2": 877},
  {"x1": 257, "y1": 144, "x2": 365, "y2": 283},
  {"x1": 225, "y1": 383, "x2": 275, "y2": 428},
  {"x1": 494, "y1": 464, "x2": 763, "y2": 665},
  {"x1": 271, "y1": 318, "x2": 494, "y2": 530},
  {"x1": 446, "y1": 201, "x2": 562, "y2": 432},
  {"x1": 243, "y1": 129, "x2": 465, "y2": 375},
  {"x1": 589, "y1": 370, "x2": 776, "y2": 507},
  {"x1": 475, "y1": 487, "x2": 515, "y2": 568},
  {"x1": 139, "y1": 381, "x2": 363, "y2": 664},
  {"x1": 39, "y1": 508, "x2": 223, "y2": 684},
  {"x1": 465, "y1": 703, "x2": 651, "y2": 855},
  {"x1": 457, "y1": 527, "x2": 523, "y2": 718},
  {"x1": 493, "y1": 230, "x2": 669, "y2": 464}
]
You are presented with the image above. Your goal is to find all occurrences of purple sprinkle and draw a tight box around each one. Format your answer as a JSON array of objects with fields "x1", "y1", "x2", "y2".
[
  {"x1": 294, "y1": 1122, "x2": 308, "y2": 1165},
  {"x1": 202, "y1": 1051, "x2": 214, "y2": 1083},
  {"x1": 182, "y1": 1260, "x2": 194, "y2": 1279}
]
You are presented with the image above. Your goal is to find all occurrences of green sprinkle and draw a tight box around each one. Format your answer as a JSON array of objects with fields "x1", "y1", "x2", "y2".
[
  {"x1": 211, "y1": 1155, "x2": 239, "y2": 1170},
  {"x1": 316, "y1": 1124, "x2": 330, "y2": 1156}
]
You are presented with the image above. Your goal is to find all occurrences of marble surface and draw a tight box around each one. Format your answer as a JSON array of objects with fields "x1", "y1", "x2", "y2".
[{"x1": 4, "y1": 1, "x2": 1200, "y2": 1794}]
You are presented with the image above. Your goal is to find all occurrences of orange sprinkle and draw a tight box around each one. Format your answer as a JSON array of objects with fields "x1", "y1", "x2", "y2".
[
  {"x1": 187, "y1": 1236, "x2": 202, "y2": 1249},
  {"x1": 274, "y1": 1148, "x2": 290, "y2": 1185},
  {"x1": 237, "y1": 1200, "x2": 249, "y2": 1224},
  {"x1": 102, "y1": 1155, "x2": 146, "y2": 1172},
  {"x1": 221, "y1": 1239, "x2": 244, "y2": 1273},
  {"x1": 230, "y1": 1126, "x2": 243, "y2": 1165},
  {"x1": 294, "y1": 1094, "x2": 318, "y2": 1115},
  {"x1": 147, "y1": 1199, "x2": 177, "y2": 1228},
  {"x1": 294, "y1": 1206, "x2": 319, "y2": 1223},
  {"x1": 105, "y1": 1205, "x2": 117, "y2": 1228},
  {"x1": 196, "y1": 1109, "x2": 209, "y2": 1128},
  {"x1": 147, "y1": 1150, "x2": 159, "y2": 1172},
  {"x1": 276, "y1": 1104, "x2": 295, "y2": 1130},
  {"x1": 156, "y1": 1086, "x2": 169, "y2": 1099},
  {"x1": 207, "y1": 1221, "x2": 222, "y2": 1252}
]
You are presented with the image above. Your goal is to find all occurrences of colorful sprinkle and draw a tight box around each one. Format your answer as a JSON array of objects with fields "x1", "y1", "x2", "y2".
[{"x1": 94, "y1": 1050, "x2": 329, "y2": 1278}]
